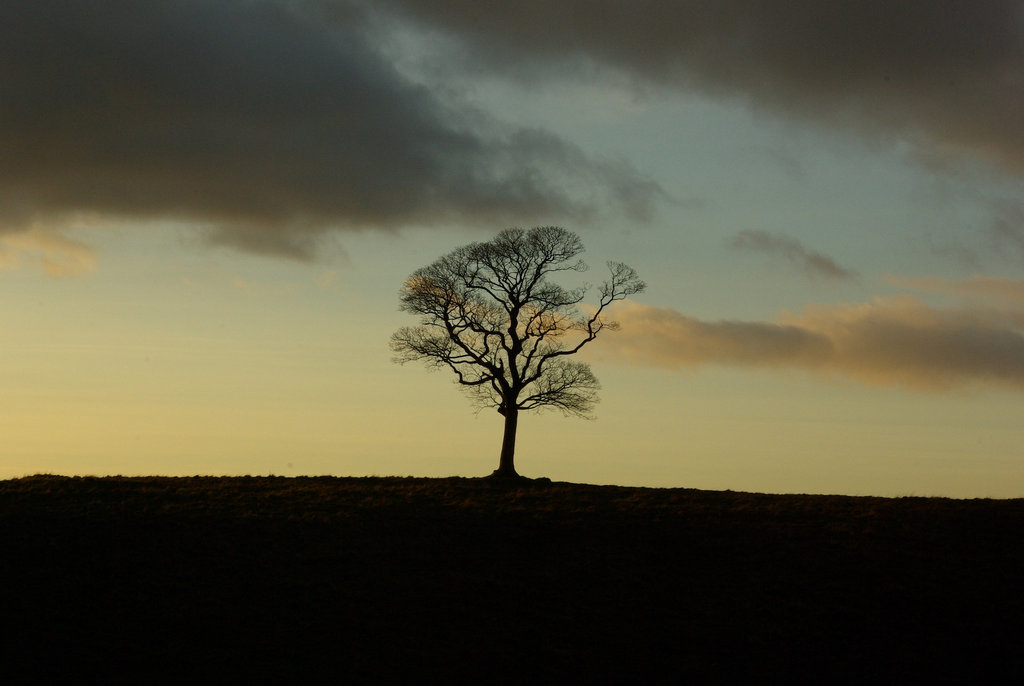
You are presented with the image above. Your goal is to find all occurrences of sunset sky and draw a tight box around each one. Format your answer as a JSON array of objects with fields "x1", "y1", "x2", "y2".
[{"x1": 3, "y1": 1, "x2": 1024, "y2": 497}]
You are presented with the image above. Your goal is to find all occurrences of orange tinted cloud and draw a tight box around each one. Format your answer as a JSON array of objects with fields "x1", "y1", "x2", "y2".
[
  {"x1": 887, "y1": 275, "x2": 1024, "y2": 308},
  {"x1": 0, "y1": 228, "x2": 96, "y2": 277},
  {"x1": 601, "y1": 303, "x2": 833, "y2": 369},
  {"x1": 605, "y1": 296, "x2": 1024, "y2": 391}
]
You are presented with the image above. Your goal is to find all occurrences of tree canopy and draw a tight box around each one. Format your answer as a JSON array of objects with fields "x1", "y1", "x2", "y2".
[{"x1": 391, "y1": 226, "x2": 644, "y2": 476}]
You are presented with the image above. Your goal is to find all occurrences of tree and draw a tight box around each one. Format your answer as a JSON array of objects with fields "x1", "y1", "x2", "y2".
[{"x1": 390, "y1": 226, "x2": 645, "y2": 478}]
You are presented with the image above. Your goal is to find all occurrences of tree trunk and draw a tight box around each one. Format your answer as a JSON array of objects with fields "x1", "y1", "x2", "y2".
[{"x1": 494, "y1": 405, "x2": 519, "y2": 477}]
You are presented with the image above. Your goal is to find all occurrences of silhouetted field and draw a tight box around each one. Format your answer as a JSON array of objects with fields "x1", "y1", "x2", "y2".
[{"x1": 2, "y1": 475, "x2": 1022, "y2": 683}]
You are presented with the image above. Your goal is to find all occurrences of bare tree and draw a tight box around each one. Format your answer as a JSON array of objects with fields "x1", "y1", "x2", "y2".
[{"x1": 391, "y1": 226, "x2": 645, "y2": 478}]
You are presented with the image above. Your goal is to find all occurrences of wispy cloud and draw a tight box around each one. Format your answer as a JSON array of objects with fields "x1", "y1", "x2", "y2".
[
  {"x1": 313, "y1": 270, "x2": 341, "y2": 290},
  {"x1": 602, "y1": 296, "x2": 1024, "y2": 392},
  {"x1": 728, "y1": 230, "x2": 858, "y2": 281},
  {"x1": 989, "y1": 200, "x2": 1024, "y2": 261},
  {"x1": 0, "y1": 228, "x2": 96, "y2": 277},
  {"x1": 887, "y1": 274, "x2": 1024, "y2": 308},
  {"x1": 925, "y1": 236, "x2": 981, "y2": 269}
]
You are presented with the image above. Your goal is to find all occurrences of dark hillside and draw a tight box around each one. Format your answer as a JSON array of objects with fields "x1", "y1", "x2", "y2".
[{"x1": 1, "y1": 476, "x2": 1021, "y2": 683}]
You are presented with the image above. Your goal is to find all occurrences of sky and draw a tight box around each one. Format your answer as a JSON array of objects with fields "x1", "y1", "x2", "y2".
[{"x1": 3, "y1": 0, "x2": 1024, "y2": 497}]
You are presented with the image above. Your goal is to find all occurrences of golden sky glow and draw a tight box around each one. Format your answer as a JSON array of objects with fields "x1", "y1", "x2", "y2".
[{"x1": 2, "y1": 2, "x2": 1024, "y2": 496}]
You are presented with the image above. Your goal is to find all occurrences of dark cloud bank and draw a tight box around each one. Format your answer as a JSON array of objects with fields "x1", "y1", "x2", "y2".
[
  {"x1": 3, "y1": 1, "x2": 1022, "y2": 257},
  {"x1": 0, "y1": 0, "x2": 661, "y2": 258},
  {"x1": 378, "y1": 0, "x2": 1024, "y2": 174}
]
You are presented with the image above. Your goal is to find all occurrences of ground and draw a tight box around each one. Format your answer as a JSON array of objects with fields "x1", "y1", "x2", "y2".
[{"x1": 1, "y1": 475, "x2": 1021, "y2": 683}]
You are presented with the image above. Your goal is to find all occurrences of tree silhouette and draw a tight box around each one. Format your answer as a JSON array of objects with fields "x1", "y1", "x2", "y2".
[{"x1": 391, "y1": 226, "x2": 645, "y2": 477}]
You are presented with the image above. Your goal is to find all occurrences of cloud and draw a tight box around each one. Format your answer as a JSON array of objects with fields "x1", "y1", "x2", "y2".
[
  {"x1": 0, "y1": 228, "x2": 96, "y2": 277},
  {"x1": 0, "y1": 1, "x2": 663, "y2": 258},
  {"x1": 600, "y1": 304, "x2": 833, "y2": 368},
  {"x1": 989, "y1": 200, "x2": 1024, "y2": 261},
  {"x1": 925, "y1": 236, "x2": 981, "y2": 269},
  {"x1": 887, "y1": 275, "x2": 1024, "y2": 309},
  {"x1": 375, "y1": 0, "x2": 1024, "y2": 176},
  {"x1": 602, "y1": 297, "x2": 1024, "y2": 391},
  {"x1": 314, "y1": 270, "x2": 341, "y2": 290},
  {"x1": 728, "y1": 230, "x2": 857, "y2": 281}
]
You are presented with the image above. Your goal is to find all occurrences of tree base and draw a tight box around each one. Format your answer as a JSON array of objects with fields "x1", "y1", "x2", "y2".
[
  {"x1": 488, "y1": 468, "x2": 524, "y2": 480},
  {"x1": 485, "y1": 470, "x2": 552, "y2": 486}
]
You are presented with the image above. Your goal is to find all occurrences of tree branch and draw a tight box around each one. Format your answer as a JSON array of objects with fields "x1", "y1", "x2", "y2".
[{"x1": 393, "y1": 227, "x2": 643, "y2": 419}]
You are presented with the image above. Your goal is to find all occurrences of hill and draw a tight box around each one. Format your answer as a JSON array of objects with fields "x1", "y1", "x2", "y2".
[{"x1": 1, "y1": 475, "x2": 1022, "y2": 683}]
